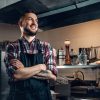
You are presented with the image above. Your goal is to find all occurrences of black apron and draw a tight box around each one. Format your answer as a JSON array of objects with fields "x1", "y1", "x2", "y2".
[{"x1": 7, "y1": 39, "x2": 52, "y2": 100}]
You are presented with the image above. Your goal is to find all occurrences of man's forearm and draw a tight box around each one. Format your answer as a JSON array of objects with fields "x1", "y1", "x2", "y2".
[
  {"x1": 34, "y1": 70, "x2": 56, "y2": 80},
  {"x1": 13, "y1": 64, "x2": 45, "y2": 80}
]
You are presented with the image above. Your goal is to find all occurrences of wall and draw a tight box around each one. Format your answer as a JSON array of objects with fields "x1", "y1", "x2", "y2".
[
  {"x1": 0, "y1": 23, "x2": 20, "y2": 41},
  {"x1": 0, "y1": 19, "x2": 100, "y2": 53},
  {"x1": 41, "y1": 19, "x2": 100, "y2": 53}
]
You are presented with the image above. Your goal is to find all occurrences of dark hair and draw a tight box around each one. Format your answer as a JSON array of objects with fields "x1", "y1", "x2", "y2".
[
  {"x1": 21, "y1": 10, "x2": 37, "y2": 18},
  {"x1": 18, "y1": 10, "x2": 37, "y2": 26}
]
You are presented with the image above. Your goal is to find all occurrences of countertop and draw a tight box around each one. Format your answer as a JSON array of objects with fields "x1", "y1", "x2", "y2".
[{"x1": 57, "y1": 64, "x2": 100, "y2": 69}]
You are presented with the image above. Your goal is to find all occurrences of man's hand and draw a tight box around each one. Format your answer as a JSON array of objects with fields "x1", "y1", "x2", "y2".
[
  {"x1": 34, "y1": 70, "x2": 56, "y2": 80},
  {"x1": 10, "y1": 59, "x2": 24, "y2": 69},
  {"x1": 39, "y1": 64, "x2": 47, "y2": 71},
  {"x1": 36, "y1": 70, "x2": 52, "y2": 76},
  {"x1": 95, "y1": 61, "x2": 100, "y2": 64}
]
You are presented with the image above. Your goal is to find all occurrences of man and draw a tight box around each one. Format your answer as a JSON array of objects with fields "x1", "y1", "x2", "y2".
[{"x1": 4, "y1": 11, "x2": 57, "y2": 100}]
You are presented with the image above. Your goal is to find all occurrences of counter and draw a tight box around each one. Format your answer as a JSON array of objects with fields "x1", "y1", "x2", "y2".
[
  {"x1": 57, "y1": 64, "x2": 100, "y2": 69},
  {"x1": 56, "y1": 64, "x2": 100, "y2": 81}
]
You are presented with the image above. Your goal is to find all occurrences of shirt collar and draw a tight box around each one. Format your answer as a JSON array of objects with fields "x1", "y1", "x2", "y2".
[{"x1": 20, "y1": 36, "x2": 37, "y2": 44}]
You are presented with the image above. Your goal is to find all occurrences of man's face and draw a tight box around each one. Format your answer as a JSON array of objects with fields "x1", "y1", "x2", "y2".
[{"x1": 21, "y1": 13, "x2": 38, "y2": 36}]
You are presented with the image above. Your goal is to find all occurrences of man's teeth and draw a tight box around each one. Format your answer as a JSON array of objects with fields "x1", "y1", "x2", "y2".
[{"x1": 31, "y1": 25, "x2": 36, "y2": 29}]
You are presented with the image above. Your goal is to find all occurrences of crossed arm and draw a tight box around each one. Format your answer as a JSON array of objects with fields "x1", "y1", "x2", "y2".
[
  {"x1": 10, "y1": 59, "x2": 56, "y2": 81},
  {"x1": 5, "y1": 43, "x2": 57, "y2": 81}
]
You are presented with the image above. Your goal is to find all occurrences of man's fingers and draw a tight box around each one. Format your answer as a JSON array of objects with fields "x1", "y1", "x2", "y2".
[
  {"x1": 10, "y1": 59, "x2": 24, "y2": 69},
  {"x1": 10, "y1": 60, "x2": 22, "y2": 68},
  {"x1": 10, "y1": 59, "x2": 21, "y2": 64},
  {"x1": 10, "y1": 59, "x2": 17, "y2": 62},
  {"x1": 10, "y1": 59, "x2": 22, "y2": 62},
  {"x1": 10, "y1": 59, "x2": 18, "y2": 64}
]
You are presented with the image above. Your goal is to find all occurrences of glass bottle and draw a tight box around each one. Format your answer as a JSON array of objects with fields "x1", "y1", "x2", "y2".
[{"x1": 78, "y1": 48, "x2": 87, "y2": 65}]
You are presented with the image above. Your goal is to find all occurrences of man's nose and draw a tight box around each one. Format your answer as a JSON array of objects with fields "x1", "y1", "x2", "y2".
[{"x1": 31, "y1": 19, "x2": 36, "y2": 23}]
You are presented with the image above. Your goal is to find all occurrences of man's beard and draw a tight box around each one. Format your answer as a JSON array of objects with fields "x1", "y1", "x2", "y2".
[{"x1": 24, "y1": 27, "x2": 37, "y2": 36}]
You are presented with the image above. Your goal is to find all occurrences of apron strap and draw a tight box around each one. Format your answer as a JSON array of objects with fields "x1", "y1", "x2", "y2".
[
  {"x1": 36, "y1": 39, "x2": 42, "y2": 53},
  {"x1": 18, "y1": 39, "x2": 24, "y2": 53}
]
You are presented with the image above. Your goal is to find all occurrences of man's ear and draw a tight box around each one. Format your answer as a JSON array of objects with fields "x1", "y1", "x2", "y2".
[
  {"x1": 18, "y1": 20, "x2": 24, "y2": 34},
  {"x1": 18, "y1": 20, "x2": 22, "y2": 27}
]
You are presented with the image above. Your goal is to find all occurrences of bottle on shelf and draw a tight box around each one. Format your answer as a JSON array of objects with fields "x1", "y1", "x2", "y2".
[
  {"x1": 70, "y1": 49, "x2": 77, "y2": 65},
  {"x1": 57, "y1": 48, "x2": 65, "y2": 66},
  {"x1": 64, "y1": 40, "x2": 71, "y2": 65},
  {"x1": 78, "y1": 48, "x2": 87, "y2": 65}
]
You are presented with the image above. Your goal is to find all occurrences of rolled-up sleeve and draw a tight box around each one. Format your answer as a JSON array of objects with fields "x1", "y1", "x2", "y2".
[
  {"x1": 4, "y1": 43, "x2": 16, "y2": 78},
  {"x1": 45, "y1": 43, "x2": 58, "y2": 76}
]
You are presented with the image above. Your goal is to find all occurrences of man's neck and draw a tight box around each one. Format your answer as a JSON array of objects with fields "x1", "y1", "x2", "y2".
[{"x1": 24, "y1": 35, "x2": 36, "y2": 43}]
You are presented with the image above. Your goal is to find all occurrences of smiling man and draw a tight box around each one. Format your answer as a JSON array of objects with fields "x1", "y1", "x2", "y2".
[{"x1": 4, "y1": 11, "x2": 57, "y2": 100}]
